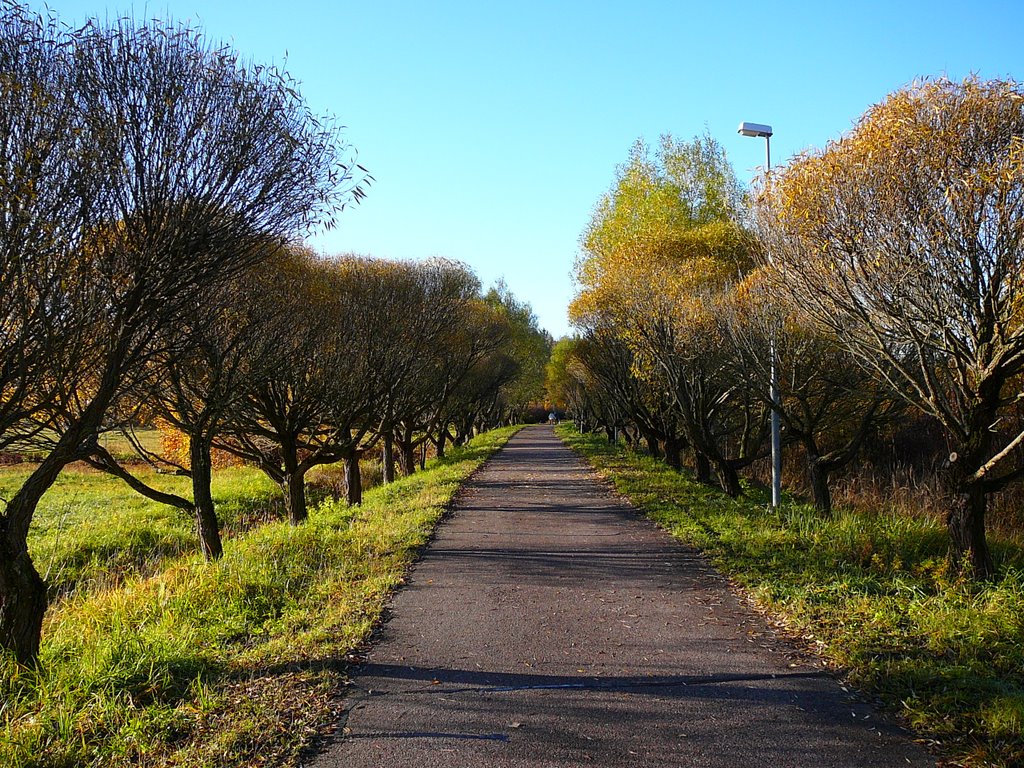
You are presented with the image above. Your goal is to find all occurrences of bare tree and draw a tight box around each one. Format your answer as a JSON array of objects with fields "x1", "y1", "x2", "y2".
[
  {"x1": 0, "y1": 1, "x2": 95, "y2": 668},
  {"x1": 0, "y1": 13, "x2": 367, "y2": 664},
  {"x1": 723, "y1": 273, "x2": 901, "y2": 515}
]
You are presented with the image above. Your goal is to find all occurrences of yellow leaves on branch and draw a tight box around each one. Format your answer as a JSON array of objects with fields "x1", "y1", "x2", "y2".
[
  {"x1": 158, "y1": 421, "x2": 189, "y2": 467},
  {"x1": 157, "y1": 420, "x2": 240, "y2": 470},
  {"x1": 755, "y1": 75, "x2": 1024, "y2": 344},
  {"x1": 574, "y1": 132, "x2": 751, "y2": 328},
  {"x1": 570, "y1": 217, "x2": 749, "y2": 335},
  {"x1": 766, "y1": 76, "x2": 1024, "y2": 250}
]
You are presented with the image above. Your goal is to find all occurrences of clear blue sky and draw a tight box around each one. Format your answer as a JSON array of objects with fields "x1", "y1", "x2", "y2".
[{"x1": 35, "y1": 0, "x2": 1024, "y2": 337}]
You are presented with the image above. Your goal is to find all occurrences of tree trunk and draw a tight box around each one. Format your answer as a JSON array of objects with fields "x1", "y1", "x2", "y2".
[
  {"x1": 714, "y1": 459, "x2": 742, "y2": 498},
  {"x1": 643, "y1": 431, "x2": 661, "y2": 459},
  {"x1": 807, "y1": 455, "x2": 833, "y2": 517},
  {"x1": 663, "y1": 438, "x2": 682, "y2": 470},
  {"x1": 190, "y1": 437, "x2": 223, "y2": 559},
  {"x1": 948, "y1": 482, "x2": 994, "y2": 579},
  {"x1": 944, "y1": 395, "x2": 999, "y2": 580},
  {"x1": 420, "y1": 442, "x2": 427, "y2": 471},
  {"x1": 0, "y1": 411, "x2": 104, "y2": 664},
  {"x1": 694, "y1": 452, "x2": 713, "y2": 485},
  {"x1": 436, "y1": 428, "x2": 447, "y2": 459},
  {"x1": 283, "y1": 472, "x2": 307, "y2": 525},
  {"x1": 344, "y1": 455, "x2": 362, "y2": 506},
  {"x1": 397, "y1": 440, "x2": 415, "y2": 477},
  {"x1": 381, "y1": 431, "x2": 396, "y2": 483},
  {"x1": 0, "y1": 533, "x2": 47, "y2": 666},
  {"x1": 455, "y1": 417, "x2": 473, "y2": 446}
]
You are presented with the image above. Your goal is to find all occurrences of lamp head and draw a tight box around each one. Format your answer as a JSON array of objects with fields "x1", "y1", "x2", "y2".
[{"x1": 738, "y1": 121, "x2": 773, "y2": 138}]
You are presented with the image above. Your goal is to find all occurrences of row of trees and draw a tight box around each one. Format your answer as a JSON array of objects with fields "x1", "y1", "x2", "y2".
[
  {"x1": 91, "y1": 250, "x2": 548, "y2": 558},
  {"x1": 555, "y1": 76, "x2": 1024, "y2": 583},
  {"x1": 0, "y1": 3, "x2": 548, "y2": 666}
]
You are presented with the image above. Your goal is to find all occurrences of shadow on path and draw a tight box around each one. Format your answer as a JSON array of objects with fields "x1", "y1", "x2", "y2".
[{"x1": 309, "y1": 426, "x2": 936, "y2": 768}]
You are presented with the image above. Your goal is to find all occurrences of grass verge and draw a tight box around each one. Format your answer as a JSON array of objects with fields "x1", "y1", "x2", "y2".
[
  {"x1": 0, "y1": 426, "x2": 519, "y2": 767},
  {"x1": 558, "y1": 424, "x2": 1024, "y2": 768}
]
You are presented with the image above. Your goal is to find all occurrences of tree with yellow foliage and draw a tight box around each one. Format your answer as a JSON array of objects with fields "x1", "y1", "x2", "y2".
[
  {"x1": 572, "y1": 133, "x2": 761, "y2": 494},
  {"x1": 545, "y1": 337, "x2": 602, "y2": 432},
  {"x1": 573, "y1": 134, "x2": 747, "y2": 330},
  {"x1": 758, "y1": 77, "x2": 1024, "y2": 578}
]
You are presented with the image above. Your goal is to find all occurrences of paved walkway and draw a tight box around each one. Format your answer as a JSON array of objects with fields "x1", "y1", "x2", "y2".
[{"x1": 308, "y1": 425, "x2": 935, "y2": 767}]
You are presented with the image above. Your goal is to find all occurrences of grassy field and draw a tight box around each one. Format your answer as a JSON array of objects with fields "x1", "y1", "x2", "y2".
[
  {"x1": 558, "y1": 424, "x2": 1024, "y2": 768},
  {"x1": 0, "y1": 426, "x2": 519, "y2": 767}
]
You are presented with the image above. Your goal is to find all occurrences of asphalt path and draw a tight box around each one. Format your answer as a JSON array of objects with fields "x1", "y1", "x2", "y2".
[{"x1": 307, "y1": 425, "x2": 936, "y2": 767}]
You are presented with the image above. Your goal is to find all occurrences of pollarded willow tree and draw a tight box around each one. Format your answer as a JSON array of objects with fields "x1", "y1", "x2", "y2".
[
  {"x1": 367, "y1": 258, "x2": 482, "y2": 481},
  {"x1": 757, "y1": 76, "x2": 1024, "y2": 578},
  {"x1": 87, "y1": 248, "x2": 292, "y2": 560},
  {"x1": 571, "y1": 322, "x2": 689, "y2": 467},
  {"x1": 425, "y1": 295, "x2": 517, "y2": 459},
  {"x1": 0, "y1": 2, "x2": 94, "y2": 667},
  {"x1": 479, "y1": 282, "x2": 553, "y2": 427},
  {"x1": 216, "y1": 250, "x2": 381, "y2": 525},
  {"x1": 0, "y1": 9, "x2": 366, "y2": 664}
]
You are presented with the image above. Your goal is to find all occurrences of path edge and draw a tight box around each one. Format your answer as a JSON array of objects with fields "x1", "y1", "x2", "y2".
[{"x1": 296, "y1": 425, "x2": 525, "y2": 765}]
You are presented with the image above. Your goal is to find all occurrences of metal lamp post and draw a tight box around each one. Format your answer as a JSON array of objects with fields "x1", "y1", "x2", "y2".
[{"x1": 738, "y1": 121, "x2": 782, "y2": 509}]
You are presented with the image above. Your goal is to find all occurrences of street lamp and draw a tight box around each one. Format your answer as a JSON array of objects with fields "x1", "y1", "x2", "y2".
[{"x1": 738, "y1": 121, "x2": 782, "y2": 510}]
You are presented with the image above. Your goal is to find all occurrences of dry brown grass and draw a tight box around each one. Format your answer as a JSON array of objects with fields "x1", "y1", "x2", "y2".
[{"x1": 744, "y1": 447, "x2": 1024, "y2": 545}]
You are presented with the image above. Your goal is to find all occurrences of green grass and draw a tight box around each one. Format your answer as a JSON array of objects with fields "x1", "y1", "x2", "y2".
[
  {"x1": 0, "y1": 465, "x2": 282, "y2": 601},
  {"x1": 0, "y1": 426, "x2": 519, "y2": 767},
  {"x1": 95, "y1": 429, "x2": 166, "y2": 463},
  {"x1": 558, "y1": 424, "x2": 1024, "y2": 768}
]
